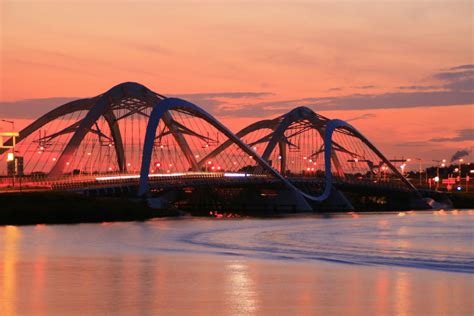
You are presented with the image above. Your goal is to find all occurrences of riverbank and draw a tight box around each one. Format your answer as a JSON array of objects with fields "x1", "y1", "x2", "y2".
[
  {"x1": 1, "y1": 190, "x2": 473, "y2": 226},
  {"x1": 449, "y1": 192, "x2": 474, "y2": 209},
  {"x1": 0, "y1": 191, "x2": 179, "y2": 225}
]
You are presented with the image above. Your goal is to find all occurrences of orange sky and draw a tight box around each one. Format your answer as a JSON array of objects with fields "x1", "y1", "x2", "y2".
[{"x1": 0, "y1": 0, "x2": 473, "y2": 165}]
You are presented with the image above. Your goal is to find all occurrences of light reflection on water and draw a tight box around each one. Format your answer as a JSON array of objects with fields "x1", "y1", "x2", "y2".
[{"x1": 0, "y1": 211, "x2": 473, "y2": 315}]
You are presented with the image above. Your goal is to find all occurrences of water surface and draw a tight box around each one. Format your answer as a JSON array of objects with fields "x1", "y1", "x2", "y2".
[{"x1": 1, "y1": 210, "x2": 473, "y2": 315}]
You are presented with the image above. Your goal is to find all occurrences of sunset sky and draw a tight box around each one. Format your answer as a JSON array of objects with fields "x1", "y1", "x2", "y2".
[{"x1": 1, "y1": 0, "x2": 473, "y2": 167}]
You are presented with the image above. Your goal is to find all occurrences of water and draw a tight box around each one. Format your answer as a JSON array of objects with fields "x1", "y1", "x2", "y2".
[{"x1": 1, "y1": 210, "x2": 473, "y2": 315}]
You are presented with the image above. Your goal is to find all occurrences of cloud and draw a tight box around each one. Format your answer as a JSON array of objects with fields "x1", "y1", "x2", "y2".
[
  {"x1": 0, "y1": 97, "x2": 78, "y2": 119},
  {"x1": 216, "y1": 64, "x2": 474, "y2": 117},
  {"x1": 221, "y1": 90, "x2": 473, "y2": 117},
  {"x1": 433, "y1": 70, "x2": 474, "y2": 81},
  {"x1": 0, "y1": 92, "x2": 273, "y2": 119},
  {"x1": 353, "y1": 85, "x2": 377, "y2": 89},
  {"x1": 449, "y1": 64, "x2": 474, "y2": 71},
  {"x1": 397, "y1": 85, "x2": 439, "y2": 91},
  {"x1": 175, "y1": 92, "x2": 272, "y2": 99},
  {"x1": 443, "y1": 77, "x2": 474, "y2": 91},
  {"x1": 346, "y1": 113, "x2": 376, "y2": 122},
  {"x1": 430, "y1": 129, "x2": 474, "y2": 142}
]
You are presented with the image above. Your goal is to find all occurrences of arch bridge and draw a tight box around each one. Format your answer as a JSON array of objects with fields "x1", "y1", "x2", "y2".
[{"x1": 0, "y1": 82, "x2": 430, "y2": 213}]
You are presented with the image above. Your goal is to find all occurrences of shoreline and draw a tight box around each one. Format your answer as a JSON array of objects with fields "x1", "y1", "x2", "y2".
[{"x1": 1, "y1": 190, "x2": 473, "y2": 226}]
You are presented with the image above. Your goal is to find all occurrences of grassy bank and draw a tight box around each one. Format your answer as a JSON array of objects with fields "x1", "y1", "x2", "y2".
[{"x1": 0, "y1": 191, "x2": 179, "y2": 225}]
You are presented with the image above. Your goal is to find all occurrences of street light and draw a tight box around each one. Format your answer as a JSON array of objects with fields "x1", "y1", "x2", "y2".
[
  {"x1": 1, "y1": 120, "x2": 17, "y2": 186},
  {"x1": 433, "y1": 159, "x2": 446, "y2": 190}
]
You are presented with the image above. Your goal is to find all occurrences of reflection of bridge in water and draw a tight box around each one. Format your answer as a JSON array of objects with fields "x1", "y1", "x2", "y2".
[{"x1": 0, "y1": 82, "x2": 433, "y2": 213}]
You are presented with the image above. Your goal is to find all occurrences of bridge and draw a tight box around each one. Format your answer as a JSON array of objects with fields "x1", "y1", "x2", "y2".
[{"x1": 0, "y1": 82, "x2": 433, "y2": 213}]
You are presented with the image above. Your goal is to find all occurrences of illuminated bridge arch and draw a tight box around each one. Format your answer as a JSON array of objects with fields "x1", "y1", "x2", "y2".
[
  {"x1": 138, "y1": 97, "x2": 298, "y2": 196},
  {"x1": 0, "y1": 82, "x2": 206, "y2": 178},
  {"x1": 204, "y1": 106, "x2": 419, "y2": 201}
]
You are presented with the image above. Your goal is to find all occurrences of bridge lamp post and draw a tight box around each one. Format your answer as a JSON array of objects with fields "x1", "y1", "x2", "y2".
[
  {"x1": 433, "y1": 159, "x2": 446, "y2": 190},
  {"x1": 1, "y1": 119, "x2": 17, "y2": 186}
]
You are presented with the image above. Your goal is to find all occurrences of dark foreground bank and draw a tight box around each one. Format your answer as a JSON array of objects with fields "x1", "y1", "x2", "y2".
[
  {"x1": 0, "y1": 191, "x2": 179, "y2": 225},
  {"x1": 1, "y1": 191, "x2": 473, "y2": 226}
]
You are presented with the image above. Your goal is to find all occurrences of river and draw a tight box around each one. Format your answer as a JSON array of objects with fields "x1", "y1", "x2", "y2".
[{"x1": 1, "y1": 210, "x2": 473, "y2": 315}]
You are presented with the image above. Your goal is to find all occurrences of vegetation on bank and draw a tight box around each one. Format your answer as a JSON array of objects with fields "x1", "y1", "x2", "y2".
[{"x1": 0, "y1": 191, "x2": 180, "y2": 225}]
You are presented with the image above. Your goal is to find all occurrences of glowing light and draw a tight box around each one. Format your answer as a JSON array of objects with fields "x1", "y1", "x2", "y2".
[
  {"x1": 441, "y1": 163, "x2": 446, "y2": 167},
  {"x1": 224, "y1": 173, "x2": 248, "y2": 178},
  {"x1": 233, "y1": 161, "x2": 237, "y2": 165},
  {"x1": 96, "y1": 172, "x2": 188, "y2": 181},
  {"x1": 217, "y1": 166, "x2": 221, "y2": 170},
  {"x1": 156, "y1": 163, "x2": 161, "y2": 167},
  {"x1": 6, "y1": 153, "x2": 14, "y2": 161},
  {"x1": 459, "y1": 158, "x2": 464, "y2": 162},
  {"x1": 278, "y1": 156, "x2": 282, "y2": 160},
  {"x1": 354, "y1": 158, "x2": 358, "y2": 162},
  {"x1": 108, "y1": 167, "x2": 112, "y2": 171},
  {"x1": 406, "y1": 158, "x2": 411, "y2": 162},
  {"x1": 52, "y1": 157, "x2": 56, "y2": 161},
  {"x1": 434, "y1": 176, "x2": 439, "y2": 182},
  {"x1": 303, "y1": 156, "x2": 307, "y2": 160},
  {"x1": 253, "y1": 146, "x2": 257, "y2": 150},
  {"x1": 66, "y1": 162, "x2": 70, "y2": 165},
  {"x1": 169, "y1": 163, "x2": 173, "y2": 167},
  {"x1": 248, "y1": 156, "x2": 253, "y2": 159},
  {"x1": 211, "y1": 166, "x2": 215, "y2": 170},
  {"x1": 454, "y1": 168, "x2": 459, "y2": 172},
  {"x1": 456, "y1": 186, "x2": 462, "y2": 191},
  {"x1": 195, "y1": 154, "x2": 199, "y2": 158},
  {"x1": 208, "y1": 161, "x2": 212, "y2": 165},
  {"x1": 87, "y1": 152, "x2": 91, "y2": 156},
  {"x1": 127, "y1": 163, "x2": 131, "y2": 167}
]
